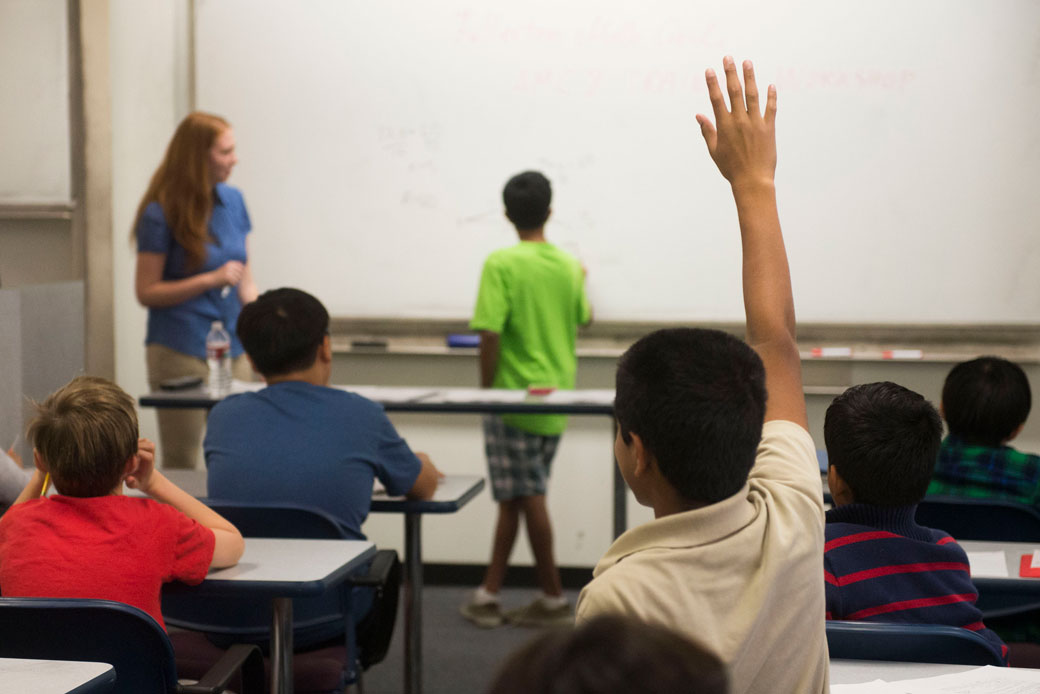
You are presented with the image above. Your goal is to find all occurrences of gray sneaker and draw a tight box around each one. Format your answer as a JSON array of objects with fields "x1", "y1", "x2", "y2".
[
  {"x1": 460, "y1": 600, "x2": 505, "y2": 628},
  {"x1": 504, "y1": 599, "x2": 572, "y2": 628}
]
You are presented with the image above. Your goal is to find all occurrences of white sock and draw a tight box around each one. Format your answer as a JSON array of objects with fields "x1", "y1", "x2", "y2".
[
  {"x1": 539, "y1": 593, "x2": 567, "y2": 610},
  {"x1": 472, "y1": 586, "x2": 499, "y2": 606}
]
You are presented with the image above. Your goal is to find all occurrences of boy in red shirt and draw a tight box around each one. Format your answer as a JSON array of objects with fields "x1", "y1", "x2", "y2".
[{"x1": 0, "y1": 376, "x2": 244, "y2": 629}]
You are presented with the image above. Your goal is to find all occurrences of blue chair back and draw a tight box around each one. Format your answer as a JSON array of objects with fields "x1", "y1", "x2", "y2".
[
  {"x1": 0, "y1": 597, "x2": 179, "y2": 693},
  {"x1": 826, "y1": 620, "x2": 1005, "y2": 665},
  {"x1": 163, "y1": 500, "x2": 360, "y2": 652},
  {"x1": 916, "y1": 496, "x2": 1040, "y2": 542}
]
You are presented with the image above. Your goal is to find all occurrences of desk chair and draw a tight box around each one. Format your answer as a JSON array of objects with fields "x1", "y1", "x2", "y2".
[
  {"x1": 916, "y1": 496, "x2": 1040, "y2": 542},
  {"x1": 163, "y1": 501, "x2": 400, "y2": 694},
  {"x1": 0, "y1": 597, "x2": 263, "y2": 694},
  {"x1": 825, "y1": 620, "x2": 1005, "y2": 666}
]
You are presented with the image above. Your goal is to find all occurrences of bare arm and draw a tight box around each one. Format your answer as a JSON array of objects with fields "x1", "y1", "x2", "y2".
[
  {"x1": 696, "y1": 57, "x2": 806, "y2": 429},
  {"x1": 478, "y1": 330, "x2": 501, "y2": 388},
  {"x1": 12, "y1": 468, "x2": 47, "y2": 506},
  {"x1": 125, "y1": 439, "x2": 245, "y2": 568},
  {"x1": 135, "y1": 252, "x2": 245, "y2": 308},
  {"x1": 405, "y1": 452, "x2": 443, "y2": 500},
  {"x1": 237, "y1": 238, "x2": 259, "y2": 304}
]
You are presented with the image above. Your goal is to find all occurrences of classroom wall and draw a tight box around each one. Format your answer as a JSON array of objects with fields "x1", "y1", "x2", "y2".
[{"x1": 110, "y1": 0, "x2": 193, "y2": 451}]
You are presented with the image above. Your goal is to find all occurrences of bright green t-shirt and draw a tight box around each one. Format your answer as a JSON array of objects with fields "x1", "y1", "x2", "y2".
[{"x1": 470, "y1": 241, "x2": 591, "y2": 435}]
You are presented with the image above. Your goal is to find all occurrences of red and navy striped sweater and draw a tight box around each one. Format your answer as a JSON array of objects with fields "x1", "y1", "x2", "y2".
[{"x1": 824, "y1": 503, "x2": 1007, "y2": 663}]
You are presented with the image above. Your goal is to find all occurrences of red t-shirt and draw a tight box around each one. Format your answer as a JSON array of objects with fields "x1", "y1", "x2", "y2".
[{"x1": 0, "y1": 495, "x2": 215, "y2": 630}]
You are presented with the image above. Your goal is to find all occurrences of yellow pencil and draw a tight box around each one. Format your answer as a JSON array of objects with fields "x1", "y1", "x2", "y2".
[{"x1": 40, "y1": 472, "x2": 50, "y2": 497}]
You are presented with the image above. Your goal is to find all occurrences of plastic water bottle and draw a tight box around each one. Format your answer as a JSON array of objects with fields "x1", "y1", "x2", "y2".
[{"x1": 206, "y1": 320, "x2": 232, "y2": 397}]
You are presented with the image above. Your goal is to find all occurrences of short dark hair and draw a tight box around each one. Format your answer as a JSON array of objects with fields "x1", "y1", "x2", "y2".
[
  {"x1": 236, "y1": 288, "x2": 329, "y2": 378},
  {"x1": 942, "y1": 356, "x2": 1031, "y2": 446},
  {"x1": 485, "y1": 615, "x2": 728, "y2": 694},
  {"x1": 28, "y1": 376, "x2": 139, "y2": 497},
  {"x1": 502, "y1": 171, "x2": 551, "y2": 231},
  {"x1": 614, "y1": 328, "x2": 766, "y2": 504},
  {"x1": 824, "y1": 382, "x2": 942, "y2": 506}
]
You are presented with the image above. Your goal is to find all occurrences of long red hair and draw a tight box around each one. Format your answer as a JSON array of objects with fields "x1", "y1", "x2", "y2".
[{"x1": 131, "y1": 112, "x2": 230, "y2": 271}]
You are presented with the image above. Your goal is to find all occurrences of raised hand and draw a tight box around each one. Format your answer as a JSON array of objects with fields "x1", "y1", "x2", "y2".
[{"x1": 695, "y1": 57, "x2": 777, "y2": 189}]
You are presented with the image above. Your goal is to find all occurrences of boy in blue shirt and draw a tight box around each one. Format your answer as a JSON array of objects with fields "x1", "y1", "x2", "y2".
[
  {"x1": 204, "y1": 287, "x2": 442, "y2": 539},
  {"x1": 823, "y1": 381, "x2": 1007, "y2": 661}
]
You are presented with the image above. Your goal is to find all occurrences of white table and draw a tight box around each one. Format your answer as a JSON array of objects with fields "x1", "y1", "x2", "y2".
[
  {"x1": 168, "y1": 537, "x2": 375, "y2": 694},
  {"x1": 0, "y1": 658, "x2": 115, "y2": 694},
  {"x1": 830, "y1": 659, "x2": 975, "y2": 683},
  {"x1": 147, "y1": 472, "x2": 485, "y2": 694},
  {"x1": 961, "y1": 540, "x2": 1040, "y2": 617}
]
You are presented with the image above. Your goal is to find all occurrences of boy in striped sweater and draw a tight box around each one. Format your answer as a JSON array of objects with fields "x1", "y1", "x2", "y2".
[{"x1": 823, "y1": 381, "x2": 1007, "y2": 662}]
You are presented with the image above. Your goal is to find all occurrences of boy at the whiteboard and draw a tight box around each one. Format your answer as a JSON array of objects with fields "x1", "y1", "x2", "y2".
[
  {"x1": 576, "y1": 58, "x2": 829, "y2": 693},
  {"x1": 462, "y1": 171, "x2": 591, "y2": 628}
]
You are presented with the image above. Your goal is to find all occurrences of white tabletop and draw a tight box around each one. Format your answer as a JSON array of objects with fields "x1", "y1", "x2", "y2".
[
  {"x1": 133, "y1": 471, "x2": 485, "y2": 510},
  {"x1": 830, "y1": 659, "x2": 975, "y2": 684},
  {"x1": 371, "y1": 473, "x2": 483, "y2": 504},
  {"x1": 961, "y1": 540, "x2": 1040, "y2": 580},
  {"x1": 204, "y1": 537, "x2": 375, "y2": 584},
  {"x1": 0, "y1": 658, "x2": 114, "y2": 694}
]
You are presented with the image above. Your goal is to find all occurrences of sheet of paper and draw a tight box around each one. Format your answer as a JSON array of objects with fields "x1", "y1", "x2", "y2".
[
  {"x1": 831, "y1": 681, "x2": 908, "y2": 693},
  {"x1": 966, "y1": 551, "x2": 1009, "y2": 578},
  {"x1": 229, "y1": 379, "x2": 264, "y2": 394},
  {"x1": 1033, "y1": 549, "x2": 1040, "y2": 569},
  {"x1": 895, "y1": 665, "x2": 1040, "y2": 692}
]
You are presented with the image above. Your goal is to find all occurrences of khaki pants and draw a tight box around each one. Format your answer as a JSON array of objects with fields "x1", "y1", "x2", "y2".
[{"x1": 146, "y1": 343, "x2": 253, "y2": 469}]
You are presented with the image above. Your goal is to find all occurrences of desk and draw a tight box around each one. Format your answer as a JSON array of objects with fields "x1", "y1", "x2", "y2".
[
  {"x1": 829, "y1": 659, "x2": 976, "y2": 683},
  {"x1": 168, "y1": 537, "x2": 375, "y2": 694},
  {"x1": 961, "y1": 540, "x2": 1040, "y2": 616},
  {"x1": 147, "y1": 471, "x2": 484, "y2": 694},
  {"x1": 0, "y1": 658, "x2": 115, "y2": 694},
  {"x1": 140, "y1": 383, "x2": 626, "y2": 536},
  {"x1": 370, "y1": 474, "x2": 484, "y2": 694}
]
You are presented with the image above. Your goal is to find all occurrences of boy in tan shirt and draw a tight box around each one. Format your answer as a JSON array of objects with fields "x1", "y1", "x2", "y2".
[{"x1": 576, "y1": 57, "x2": 828, "y2": 693}]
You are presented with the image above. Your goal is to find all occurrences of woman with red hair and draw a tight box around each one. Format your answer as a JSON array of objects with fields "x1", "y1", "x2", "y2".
[{"x1": 132, "y1": 112, "x2": 258, "y2": 469}]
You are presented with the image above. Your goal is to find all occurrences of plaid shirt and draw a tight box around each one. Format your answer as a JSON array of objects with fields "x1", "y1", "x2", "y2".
[{"x1": 926, "y1": 436, "x2": 1040, "y2": 509}]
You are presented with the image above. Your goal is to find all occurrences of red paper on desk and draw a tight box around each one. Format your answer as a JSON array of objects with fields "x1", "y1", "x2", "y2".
[{"x1": 1018, "y1": 554, "x2": 1040, "y2": 577}]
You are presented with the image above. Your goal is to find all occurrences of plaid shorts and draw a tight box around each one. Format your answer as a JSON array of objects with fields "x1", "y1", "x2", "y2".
[{"x1": 482, "y1": 415, "x2": 561, "y2": 501}]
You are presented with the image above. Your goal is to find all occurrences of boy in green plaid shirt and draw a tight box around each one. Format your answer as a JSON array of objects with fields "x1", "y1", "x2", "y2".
[
  {"x1": 927, "y1": 356, "x2": 1040, "y2": 506},
  {"x1": 928, "y1": 356, "x2": 1040, "y2": 643}
]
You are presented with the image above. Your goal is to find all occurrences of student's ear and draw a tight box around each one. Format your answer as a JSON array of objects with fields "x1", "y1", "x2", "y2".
[
  {"x1": 319, "y1": 334, "x2": 333, "y2": 364},
  {"x1": 629, "y1": 432, "x2": 651, "y2": 478},
  {"x1": 32, "y1": 449, "x2": 49, "y2": 474},
  {"x1": 121, "y1": 455, "x2": 137, "y2": 479},
  {"x1": 827, "y1": 465, "x2": 854, "y2": 507},
  {"x1": 245, "y1": 353, "x2": 260, "y2": 378},
  {"x1": 1005, "y1": 422, "x2": 1026, "y2": 445}
]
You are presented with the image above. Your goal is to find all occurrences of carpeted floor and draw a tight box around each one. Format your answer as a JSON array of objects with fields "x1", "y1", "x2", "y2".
[{"x1": 360, "y1": 585, "x2": 580, "y2": 694}]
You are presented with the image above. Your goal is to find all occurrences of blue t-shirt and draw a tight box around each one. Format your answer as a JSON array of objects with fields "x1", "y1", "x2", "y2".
[
  {"x1": 203, "y1": 381, "x2": 422, "y2": 539},
  {"x1": 135, "y1": 183, "x2": 252, "y2": 358}
]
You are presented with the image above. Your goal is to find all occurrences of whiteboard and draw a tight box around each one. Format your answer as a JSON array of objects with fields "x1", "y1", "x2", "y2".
[
  {"x1": 195, "y1": 0, "x2": 1040, "y2": 324},
  {"x1": 0, "y1": 0, "x2": 71, "y2": 204}
]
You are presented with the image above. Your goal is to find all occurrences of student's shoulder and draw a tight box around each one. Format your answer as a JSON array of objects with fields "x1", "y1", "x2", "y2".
[{"x1": 754, "y1": 420, "x2": 817, "y2": 477}]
